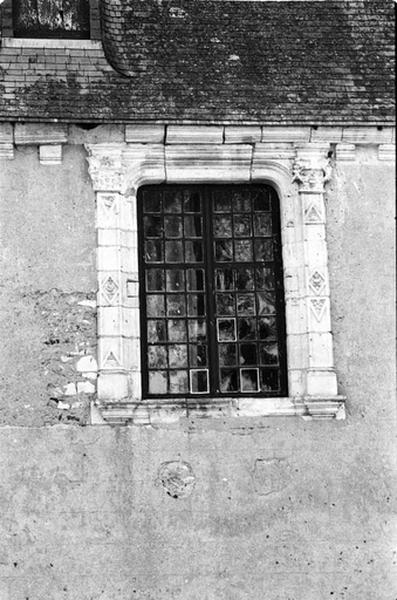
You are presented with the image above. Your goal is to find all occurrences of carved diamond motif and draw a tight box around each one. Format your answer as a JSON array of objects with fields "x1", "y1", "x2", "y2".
[
  {"x1": 309, "y1": 270, "x2": 326, "y2": 295},
  {"x1": 101, "y1": 276, "x2": 119, "y2": 303},
  {"x1": 310, "y1": 298, "x2": 327, "y2": 321}
]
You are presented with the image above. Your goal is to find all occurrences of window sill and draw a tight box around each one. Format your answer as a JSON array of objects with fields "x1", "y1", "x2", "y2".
[
  {"x1": 1, "y1": 37, "x2": 102, "y2": 50},
  {"x1": 91, "y1": 395, "x2": 346, "y2": 425}
]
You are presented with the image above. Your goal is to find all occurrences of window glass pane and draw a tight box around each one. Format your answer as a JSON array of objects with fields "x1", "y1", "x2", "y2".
[
  {"x1": 190, "y1": 370, "x2": 209, "y2": 393},
  {"x1": 216, "y1": 293, "x2": 235, "y2": 316},
  {"x1": 189, "y1": 345, "x2": 208, "y2": 367},
  {"x1": 185, "y1": 241, "x2": 203, "y2": 262},
  {"x1": 148, "y1": 345, "x2": 168, "y2": 369},
  {"x1": 166, "y1": 295, "x2": 186, "y2": 317},
  {"x1": 213, "y1": 215, "x2": 232, "y2": 237},
  {"x1": 236, "y1": 294, "x2": 256, "y2": 316},
  {"x1": 217, "y1": 318, "x2": 236, "y2": 342},
  {"x1": 165, "y1": 241, "x2": 183, "y2": 262},
  {"x1": 169, "y1": 345, "x2": 188, "y2": 368},
  {"x1": 187, "y1": 294, "x2": 206, "y2": 316},
  {"x1": 143, "y1": 190, "x2": 162, "y2": 212},
  {"x1": 146, "y1": 295, "x2": 165, "y2": 317},
  {"x1": 146, "y1": 269, "x2": 164, "y2": 291},
  {"x1": 149, "y1": 371, "x2": 168, "y2": 394},
  {"x1": 186, "y1": 269, "x2": 205, "y2": 291},
  {"x1": 164, "y1": 216, "x2": 182, "y2": 238},
  {"x1": 145, "y1": 240, "x2": 163, "y2": 263},
  {"x1": 240, "y1": 343, "x2": 258, "y2": 365},
  {"x1": 234, "y1": 215, "x2": 251, "y2": 237},
  {"x1": 241, "y1": 368, "x2": 259, "y2": 392},
  {"x1": 147, "y1": 320, "x2": 167, "y2": 343},
  {"x1": 218, "y1": 343, "x2": 237, "y2": 366},
  {"x1": 169, "y1": 371, "x2": 188, "y2": 393},
  {"x1": 234, "y1": 240, "x2": 253, "y2": 262},
  {"x1": 184, "y1": 216, "x2": 202, "y2": 238},
  {"x1": 164, "y1": 190, "x2": 182, "y2": 213},
  {"x1": 184, "y1": 191, "x2": 201, "y2": 213},
  {"x1": 220, "y1": 369, "x2": 239, "y2": 392},
  {"x1": 168, "y1": 320, "x2": 187, "y2": 342},
  {"x1": 215, "y1": 240, "x2": 233, "y2": 262},
  {"x1": 144, "y1": 216, "x2": 163, "y2": 238}
]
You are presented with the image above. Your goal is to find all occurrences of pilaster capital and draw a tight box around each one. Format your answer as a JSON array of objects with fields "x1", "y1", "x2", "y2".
[{"x1": 292, "y1": 143, "x2": 332, "y2": 192}]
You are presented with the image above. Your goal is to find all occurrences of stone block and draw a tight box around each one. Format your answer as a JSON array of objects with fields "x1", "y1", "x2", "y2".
[
  {"x1": 97, "y1": 373, "x2": 129, "y2": 400},
  {"x1": 306, "y1": 369, "x2": 338, "y2": 397},
  {"x1": 262, "y1": 126, "x2": 310, "y2": 143},
  {"x1": 308, "y1": 332, "x2": 334, "y2": 368},
  {"x1": 342, "y1": 127, "x2": 393, "y2": 144},
  {"x1": 97, "y1": 306, "x2": 122, "y2": 336},
  {"x1": 0, "y1": 144, "x2": 14, "y2": 159},
  {"x1": 378, "y1": 144, "x2": 395, "y2": 162},
  {"x1": 0, "y1": 122, "x2": 13, "y2": 143},
  {"x1": 166, "y1": 126, "x2": 223, "y2": 144},
  {"x1": 310, "y1": 127, "x2": 343, "y2": 142},
  {"x1": 125, "y1": 124, "x2": 165, "y2": 143},
  {"x1": 335, "y1": 143, "x2": 356, "y2": 161},
  {"x1": 224, "y1": 126, "x2": 261, "y2": 144},
  {"x1": 39, "y1": 144, "x2": 63, "y2": 165},
  {"x1": 15, "y1": 123, "x2": 67, "y2": 145},
  {"x1": 165, "y1": 144, "x2": 252, "y2": 182}
]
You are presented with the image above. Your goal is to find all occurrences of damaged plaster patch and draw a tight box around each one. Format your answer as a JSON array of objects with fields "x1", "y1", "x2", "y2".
[
  {"x1": 253, "y1": 457, "x2": 291, "y2": 496},
  {"x1": 158, "y1": 461, "x2": 195, "y2": 499}
]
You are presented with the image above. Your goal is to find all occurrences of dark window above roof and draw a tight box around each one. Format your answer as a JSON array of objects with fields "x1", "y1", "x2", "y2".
[{"x1": 13, "y1": 0, "x2": 90, "y2": 39}]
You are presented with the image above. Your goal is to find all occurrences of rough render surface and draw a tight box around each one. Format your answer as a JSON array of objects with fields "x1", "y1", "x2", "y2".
[
  {"x1": 0, "y1": 144, "x2": 395, "y2": 597},
  {"x1": 0, "y1": 145, "x2": 96, "y2": 425}
]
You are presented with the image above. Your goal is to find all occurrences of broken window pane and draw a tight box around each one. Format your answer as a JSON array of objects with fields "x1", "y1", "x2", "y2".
[{"x1": 236, "y1": 294, "x2": 256, "y2": 316}]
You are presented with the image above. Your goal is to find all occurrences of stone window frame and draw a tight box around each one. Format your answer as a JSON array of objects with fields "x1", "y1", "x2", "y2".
[{"x1": 86, "y1": 130, "x2": 346, "y2": 425}]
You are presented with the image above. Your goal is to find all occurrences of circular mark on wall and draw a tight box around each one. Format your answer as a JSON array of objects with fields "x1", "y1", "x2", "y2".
[{"x1": 158, "y1": 461, "x2": 195, "y2": 499}]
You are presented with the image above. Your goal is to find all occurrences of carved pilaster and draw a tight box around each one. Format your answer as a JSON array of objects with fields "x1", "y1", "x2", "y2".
[{"x1": 293, "y1": 144, "x2": 339, "y2": 403}]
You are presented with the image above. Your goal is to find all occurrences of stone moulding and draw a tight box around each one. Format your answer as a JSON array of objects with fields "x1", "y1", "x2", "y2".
[{"x1": 86, "y1": 134, "x2": 347, "y2": 424}]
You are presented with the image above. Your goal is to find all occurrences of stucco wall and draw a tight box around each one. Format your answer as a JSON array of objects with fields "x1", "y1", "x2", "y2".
[
  {"x1": 0, "y1": 145, "x2": 96, "y2": 425},
  {"x1": 0, "y1": 143, "x2": 395, "y2": 599}
]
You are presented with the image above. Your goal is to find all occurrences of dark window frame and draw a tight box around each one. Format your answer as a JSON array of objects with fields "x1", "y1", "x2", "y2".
[
  {"x1": 1, "y1": 0, "x2": 101, "y2": 40},
  {"x1": 138, "y1": 184, "x2": 288, "y2": 400}
]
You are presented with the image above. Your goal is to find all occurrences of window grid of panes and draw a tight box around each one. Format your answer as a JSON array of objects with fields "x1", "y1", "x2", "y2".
[{"x1": 138, "y1": 185, "x2": 287, "y2": 398}]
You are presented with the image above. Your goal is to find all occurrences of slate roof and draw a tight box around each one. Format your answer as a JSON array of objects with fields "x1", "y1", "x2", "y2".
[{"x1": 0, "y1": 0, "x2": 394, "y2": 124}]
